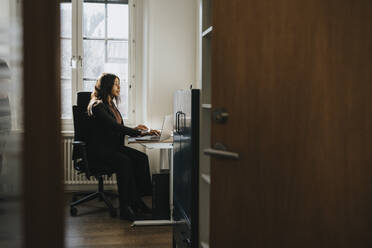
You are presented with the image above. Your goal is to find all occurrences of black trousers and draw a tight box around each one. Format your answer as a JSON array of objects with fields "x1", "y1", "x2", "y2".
[{"x1": 106, "y1": 146, "x2": 152, "y2": 208}]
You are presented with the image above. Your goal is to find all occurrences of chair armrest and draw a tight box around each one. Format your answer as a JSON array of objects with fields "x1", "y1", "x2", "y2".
[
  {"x1": 72, "y1": 141, "x2": 86, "y2": 146},
  {"x1": 72, "y1": 141, "x2": 87, "y2": 161},
  {"x1": 124, "y1": 135, "x2": 128, "y2": 146},
  {"x1": 72, "y1": 140, "x2": 91, "y2": 177}
]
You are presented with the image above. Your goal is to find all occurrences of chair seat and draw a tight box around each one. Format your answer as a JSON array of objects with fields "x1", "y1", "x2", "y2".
[{"x1": 89, "y1": 166, "x2": 115, "y2": 178}]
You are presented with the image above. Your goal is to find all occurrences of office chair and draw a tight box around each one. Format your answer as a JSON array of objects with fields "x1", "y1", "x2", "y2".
[{"x1": 70, "y1": 92, "x2": 118, "y2": 217}]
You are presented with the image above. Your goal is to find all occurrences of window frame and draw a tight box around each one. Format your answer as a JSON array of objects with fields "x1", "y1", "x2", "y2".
[{"x1": 61, "y1": 0, "x2": 136, "y2": 131}]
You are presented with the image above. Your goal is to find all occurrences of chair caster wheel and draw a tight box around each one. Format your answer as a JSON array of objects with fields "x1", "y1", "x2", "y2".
[
  {"x1": 70, "y1": 206, "x2": 78, "y2": 216},
  {"x1": 110, "y1": 209, "x2": 117, "y2": 218}
]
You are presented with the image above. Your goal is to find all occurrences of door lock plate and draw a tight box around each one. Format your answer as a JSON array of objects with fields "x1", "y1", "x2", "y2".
[{"x1": 212, "y1": 108, "x2": 229, "y2": 124}]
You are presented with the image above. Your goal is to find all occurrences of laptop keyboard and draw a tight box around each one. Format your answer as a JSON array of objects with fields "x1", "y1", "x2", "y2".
[{"x1": 136, "y1": 135, "x2": 160, "y2": 141}]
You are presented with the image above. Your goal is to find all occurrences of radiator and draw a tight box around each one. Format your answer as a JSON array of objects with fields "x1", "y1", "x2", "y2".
[{"x1": 62, "y1": 134, "x2": 117, "y2": 185}]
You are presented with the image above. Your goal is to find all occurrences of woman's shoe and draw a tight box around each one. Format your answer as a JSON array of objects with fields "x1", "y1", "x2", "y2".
[
  {"x1": 119, "y1": 205, "x2": 137, "y2": 221},
  {"x1": 134, "y1": 199, "x2": 152, "y2": 214}
]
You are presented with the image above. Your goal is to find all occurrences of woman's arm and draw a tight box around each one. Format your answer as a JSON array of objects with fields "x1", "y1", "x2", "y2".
[{"x1": 92, "y1": 103, "x2": 141, "y2": 137}]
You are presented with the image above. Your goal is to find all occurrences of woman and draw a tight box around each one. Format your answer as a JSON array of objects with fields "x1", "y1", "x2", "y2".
[{"x1": 87, "y1": 73, "x2": 159, "y2": 221}]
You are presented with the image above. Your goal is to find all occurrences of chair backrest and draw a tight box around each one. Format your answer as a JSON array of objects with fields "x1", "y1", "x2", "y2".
[
  {"x1": 77, "y1": 91, "x2": 91, "y2": 111},
  {"x1": 72, "y1": 92, "x2": 92, "y2": 177},
  {"x1": 73, "y1": 92, "x2": 91, "y2": 142},
  {"x1": 72, "y1": 92, "x2": 114, "y2": 178}
]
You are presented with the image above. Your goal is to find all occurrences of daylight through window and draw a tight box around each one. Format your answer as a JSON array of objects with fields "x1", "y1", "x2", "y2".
[{"x1": 60, "y1": 0, "x2": 132, "y2": 123}]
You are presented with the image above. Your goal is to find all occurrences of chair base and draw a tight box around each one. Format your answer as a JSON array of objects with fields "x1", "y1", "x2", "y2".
[{"x1": 69, "y1": 176, "x2": 118, "y2": 218}]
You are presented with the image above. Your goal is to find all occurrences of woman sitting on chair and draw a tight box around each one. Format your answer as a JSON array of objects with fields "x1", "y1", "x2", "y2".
[{"x1": 87, "y1": 73, "x2": 159, "y2": 221}]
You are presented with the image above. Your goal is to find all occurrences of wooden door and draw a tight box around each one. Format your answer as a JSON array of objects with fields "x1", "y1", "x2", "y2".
[
  {"x1": 23, "y1": 0, "x2": 64, "y2": 247},
  {"x1": 210, "y1": 0, "x2": 372, "y2": 247}
]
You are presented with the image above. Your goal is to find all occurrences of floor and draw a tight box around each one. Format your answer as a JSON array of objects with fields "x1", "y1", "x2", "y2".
[{"x1": 64, "y1": 193, "x2": 172, "y2": 248}]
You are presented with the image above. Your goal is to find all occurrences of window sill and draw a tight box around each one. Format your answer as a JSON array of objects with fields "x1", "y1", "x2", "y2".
[{"x1": 61, "y1": 118, "x2": 74, "y2": 132}]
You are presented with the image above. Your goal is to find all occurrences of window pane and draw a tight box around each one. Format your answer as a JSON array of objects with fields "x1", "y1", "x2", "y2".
[
  {"x1": 61, "y1": 38, "x2": 71, "y2": 79},
  {"x1": 60, "y1": 1, "x2": 72, "y2": 120},
  {"x1": 83, "y1": 80, "x2": 96, "y2": 92},
  {"x1": 60, "y1": 2, "x2": 72, "y2": 38},
  {"x1": 83, "y1": 3, "x2": 105, "y2": 38},
  {"x1": 61, "y1": 79, "x2": 72, "y2": 119},
  {"x1": 117, "y1": 80, "x2": 129, "y2": 119},
  {"x1": 83, "y1": 39, "x2": 105, "y2": 79},
  {"x1": 108, "y1": 4, "x2": 128, "y2": 39},
  {"x1": 107, "y1": 40, "x2": 128, "y2": 63},
  {"x1": 82, "y1": 2, "x2": 130, "y2": 120}
]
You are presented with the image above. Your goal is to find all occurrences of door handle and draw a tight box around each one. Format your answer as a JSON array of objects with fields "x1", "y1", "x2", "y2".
[
  {"x1": 175, "y1": 111, "x2": 185, "y2": 134},
  {"x1": 204, "y1": 143, "x2": 239, "y2": 159},
  {"x1": 204, "y1": 148, "x2": 239, "y2": 159},
  {"x1": 78, "y1": 55, "x2": 83, "y2": 67},
  {"x1": 176, "y1": 112, "x2": 179, "y2": 133},
  {"x1": 212, "y1": 108, "x2": 229, "y2": 124},
  {"x1": 180, "y1": 112, "x2": 186, "y2": 133},
  {"x1": 176, "y1": 111, "x2": 181, "y2": 133}
]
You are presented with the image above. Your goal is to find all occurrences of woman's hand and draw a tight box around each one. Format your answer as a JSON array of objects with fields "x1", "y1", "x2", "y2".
[
  {"x1": 134, "y1": 124, "x2": 148, "y2": 132},
  {"x1": 147, "y1": 129, "x2": 160, "y2": 136},
  {"x1": 135, "y1": 124, "x2": 159, "y2": 136}
]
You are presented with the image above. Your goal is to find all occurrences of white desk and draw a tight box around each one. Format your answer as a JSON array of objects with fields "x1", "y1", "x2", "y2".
[{"x1": 127, "y1": 137, "x2": 175, "y2": 227}]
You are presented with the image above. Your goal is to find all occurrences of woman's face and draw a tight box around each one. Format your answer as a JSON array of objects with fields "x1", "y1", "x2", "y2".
[{"x1": 111, "y1": 78, "x2": 120, "y2": 97}]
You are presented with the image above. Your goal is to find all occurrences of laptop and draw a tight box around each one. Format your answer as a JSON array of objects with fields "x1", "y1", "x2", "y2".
[{"x1": 135, "y1": 115, "x2": 172, "y2": 142}]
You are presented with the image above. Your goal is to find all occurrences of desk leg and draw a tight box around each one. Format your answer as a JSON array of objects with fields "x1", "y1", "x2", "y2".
[
  {"x1": 169, "y1": 147, "x2": 174, "y2": 221},
  {"x1": 160, "y1": 148, "x2": 168, "y2": 170}
]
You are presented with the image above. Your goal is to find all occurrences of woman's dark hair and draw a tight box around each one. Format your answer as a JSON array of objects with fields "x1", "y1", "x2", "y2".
[{"x1": 87, "y1": 73, "x2": 120, "y2": 116}]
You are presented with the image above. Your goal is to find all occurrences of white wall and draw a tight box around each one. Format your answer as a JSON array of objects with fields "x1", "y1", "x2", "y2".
[
  {"x1": 139, "y1": 0, "x2": 197, "y2": 128},
  {"x1": 134, "y1": 0, "x2": 198, "y2": 172}
]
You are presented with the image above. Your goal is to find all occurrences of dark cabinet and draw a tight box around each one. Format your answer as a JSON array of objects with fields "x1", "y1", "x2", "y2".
[{"x1": 173, "y1": 89, "x2": 200, "y2": 248}]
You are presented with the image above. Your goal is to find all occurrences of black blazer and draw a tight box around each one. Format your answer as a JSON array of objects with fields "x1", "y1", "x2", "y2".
[{"x1": 87, "y1": 102, "x2": 141, "y2": 161}]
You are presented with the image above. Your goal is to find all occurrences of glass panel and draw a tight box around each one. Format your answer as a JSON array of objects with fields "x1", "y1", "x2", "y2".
[
  {"x1": 83, "y1": 39, "x2": 105, "y2": 79},
  {"x1": 83, "y1": 79, "x2": 96, "y2": 92},
  {"x1": 0, "y1": 0, "x2": 24, "y2": 246},
  {"x1": 60, "y1": 1, "x2": 72, "y2": 120},
  {"x1": 60, "y1": 2, "x2": 72, "y2": 38},
  {"x1": 61, "y1": 79, "x2": 72, "y2": 119},
  {"x1": 61, "y1": 38, "x2": 71, "y2": 79},
  {"x1": 107, "y1": 40, "x2": 128, "y2": 62},
  {"x1": 108, "y1": 4, "x2": 128, "y2": 39},
  {"x1": 83, "y1": 2, "x2": 129, "y2": 119},
  {"x1": 83, "y1": 2, "x2": 105, "y2": 38},
  {"x1": 117, "y1": 79, "x2": 128, "y2": 119}
]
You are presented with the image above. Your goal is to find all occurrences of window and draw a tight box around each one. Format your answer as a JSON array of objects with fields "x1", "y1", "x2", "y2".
[{"x1": 60, "y1": 0, "x2": 135, "y2": 126}]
